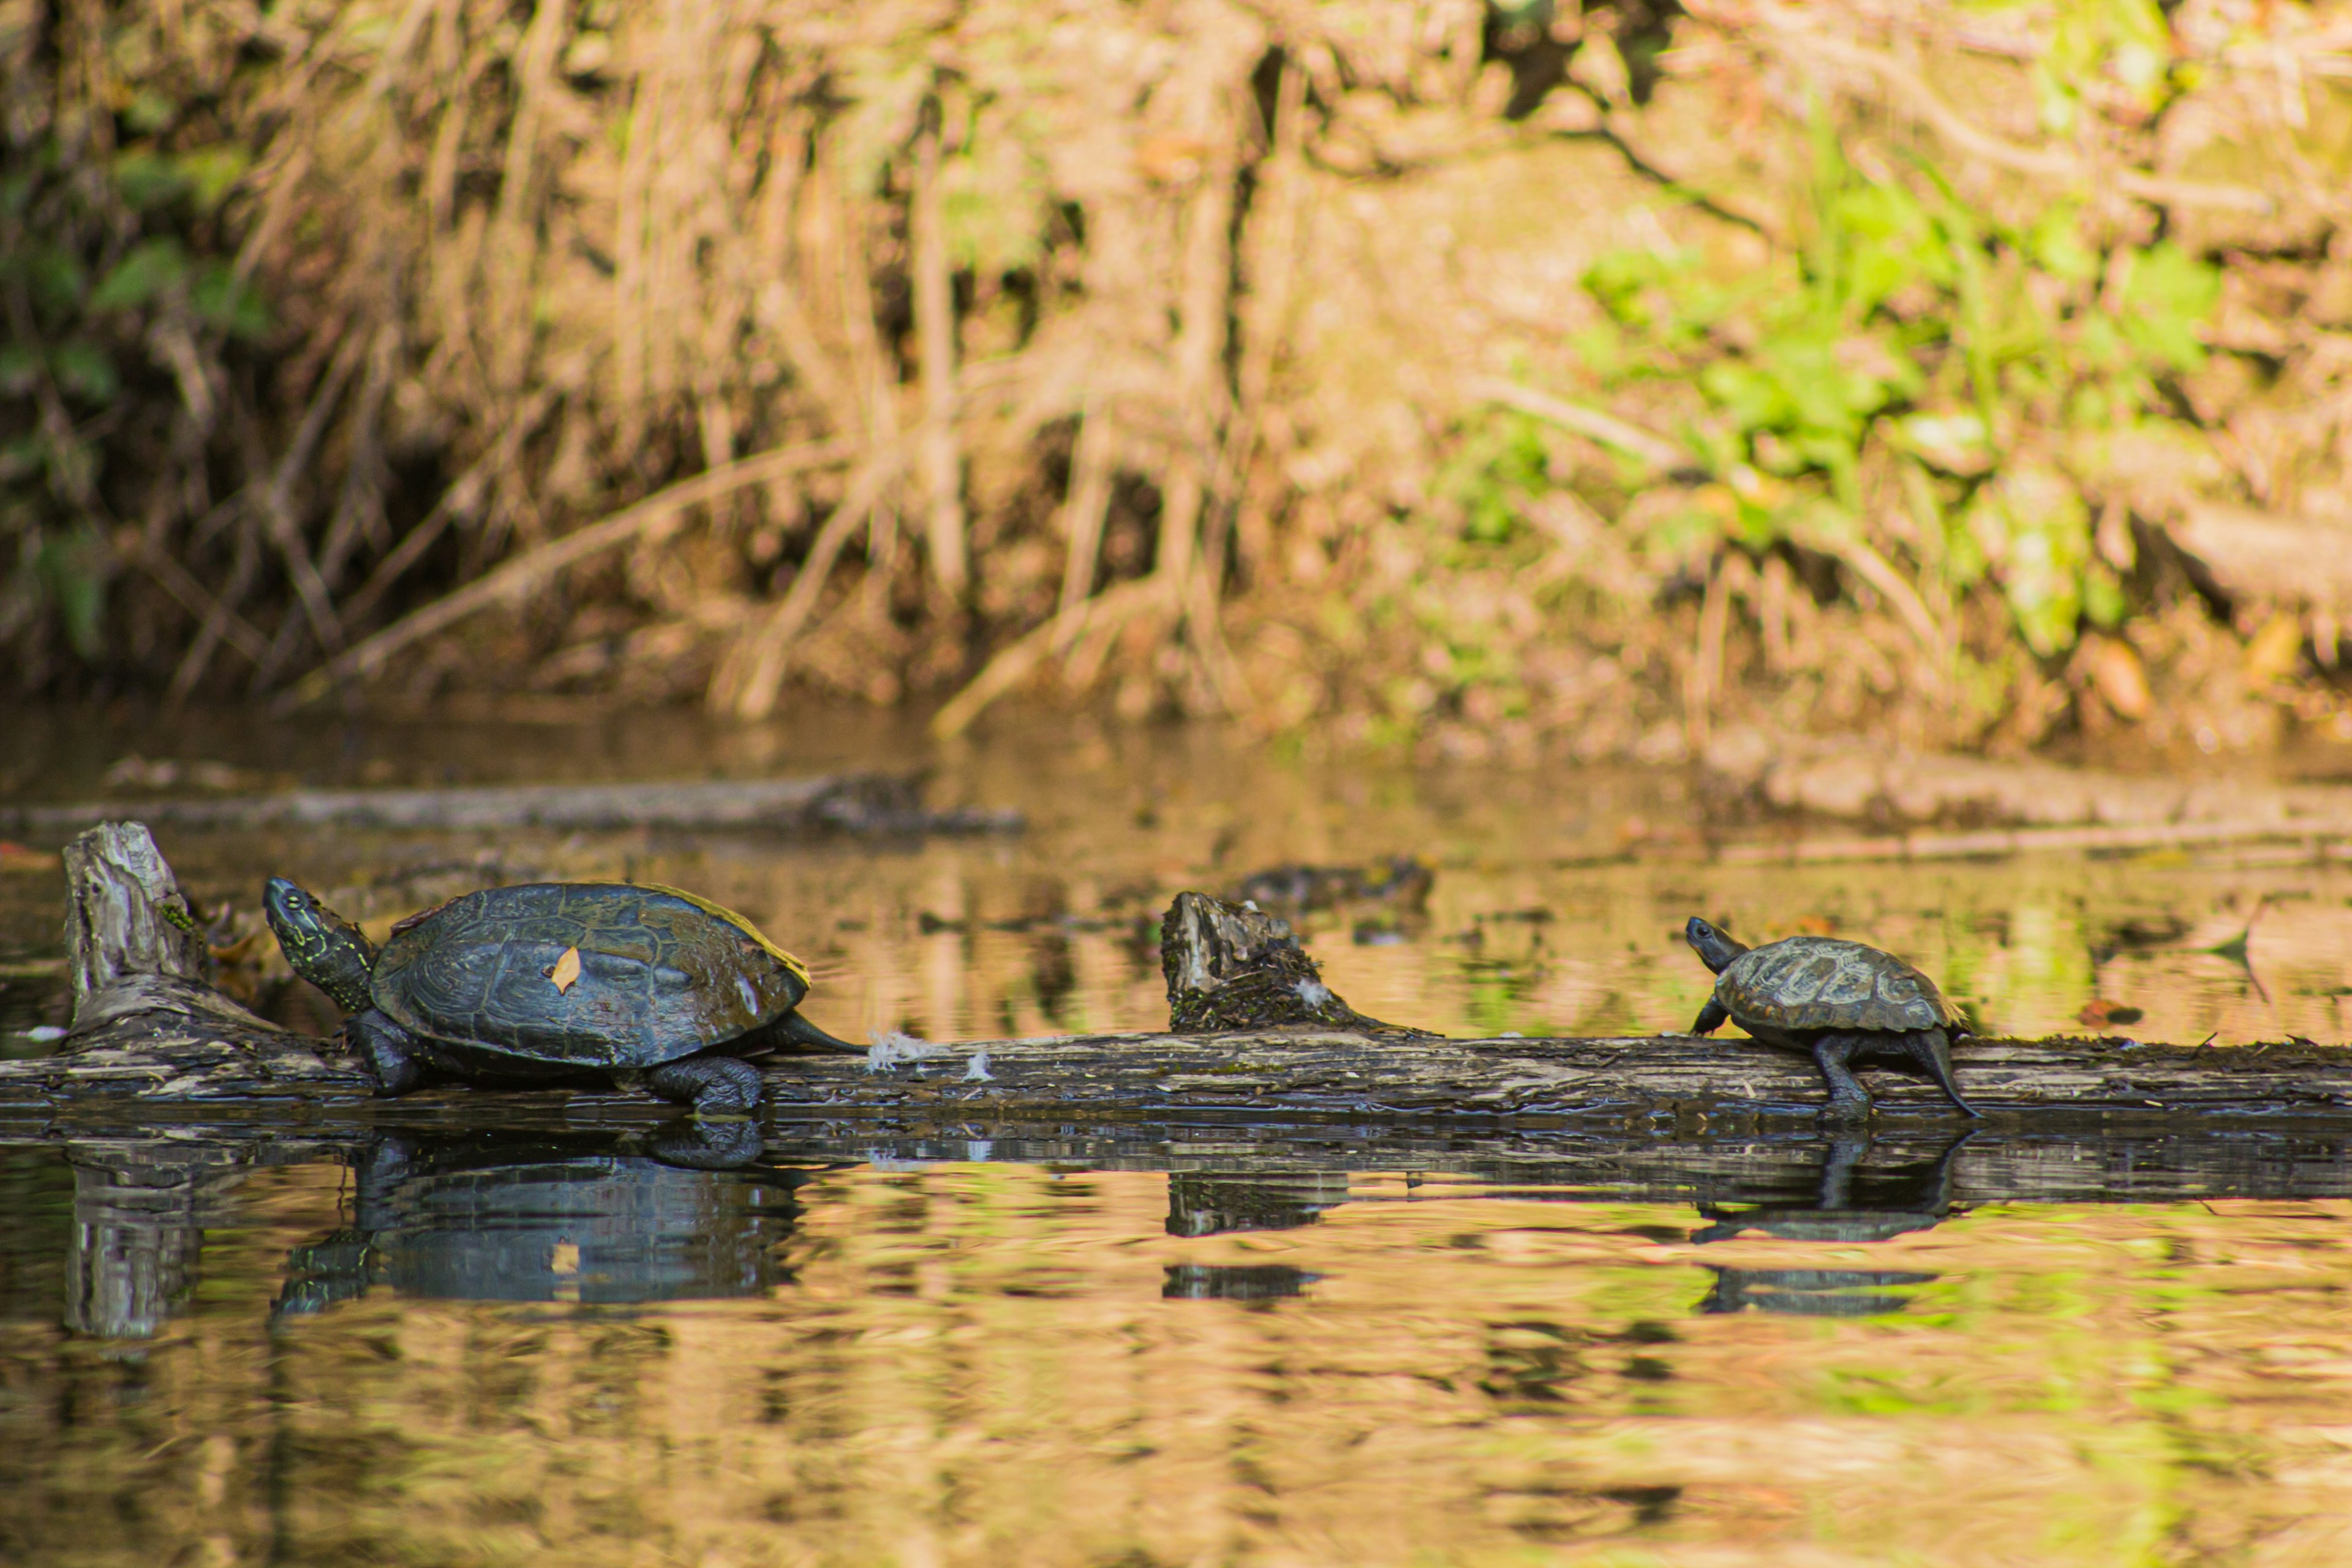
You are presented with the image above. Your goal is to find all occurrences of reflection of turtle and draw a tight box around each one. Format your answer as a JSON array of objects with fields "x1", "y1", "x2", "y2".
[
  {"x1": 264, "y1": 878, "x2": 862, "y2": 1113},
  {"x1": 1696, "y1": 1131, "x2": 1970, "y2": 1317},
  {"x1": 1684, "y1": 918, "x2": 1979, "y2": 1120},
  {"x1": 275, "y1": 1132, "x2": 815, "y2": 1314}
]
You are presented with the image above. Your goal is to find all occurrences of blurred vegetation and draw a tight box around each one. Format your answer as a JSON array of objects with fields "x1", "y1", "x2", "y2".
[{"x1": 0, "y1": 0, "x2": 2348, "y2": 763}]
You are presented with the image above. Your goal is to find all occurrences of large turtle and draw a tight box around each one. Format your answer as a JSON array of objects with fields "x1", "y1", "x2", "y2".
[
  {"x1": 263, "y1": 878, "x2": 863, "y2": 1113},
  {"x1": 1683, "y1": 917, "x2": 1980, "y2": 1120}
]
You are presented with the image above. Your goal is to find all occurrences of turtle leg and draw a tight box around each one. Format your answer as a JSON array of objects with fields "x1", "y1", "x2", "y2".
[
  {"x1": 648, "y1": 1055, "x2": 766, "y2": 1115},
  {"x1": 345, "y1": 1011, "x2": 424, "y2": 1096},
  {"x1": 1808, "y1": 1033, "x2": 1874, "y2": 1123},
  {"x1": 1689, "y1": 998, "x2": 1730, "y2": 1036},
  {"x1": 1902, "y1": 1028, "x2": 1982, "y2": 1118}
]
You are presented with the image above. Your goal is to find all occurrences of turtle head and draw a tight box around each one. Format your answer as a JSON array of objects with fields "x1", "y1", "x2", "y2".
[
  {"x1": 1684, "y1": 916, "x2": 1750, "y2": 974},
  {"x1": 263, "y1": 877, "x2": 378, "y2": 1014}
]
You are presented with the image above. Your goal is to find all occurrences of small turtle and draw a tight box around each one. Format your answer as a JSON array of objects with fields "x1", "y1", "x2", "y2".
[
  {"x1": 264, "y1": 878, "x2": 863, "y2": 1114},
  {"x1": 1684, "y1": 917, "x2": 1980, "y2": 1120}
]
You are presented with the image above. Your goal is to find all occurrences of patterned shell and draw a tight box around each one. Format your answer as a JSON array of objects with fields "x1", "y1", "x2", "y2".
[
  {"x1": 1714, "y1": 935, "x2": 1961, "y2": 1035},
  {"x1": 369, "y1": 883, "x2": 813, "y2": 1068}
]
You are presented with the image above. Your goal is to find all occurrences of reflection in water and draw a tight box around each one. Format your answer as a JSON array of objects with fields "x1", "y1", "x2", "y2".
[
  {"x1": 12, "y1": 1155, "x2": 2352, "y2": 1563},
  {"x1": 1166, "y1": 1171, "x2": 1353, "y2": 1236},
  {"x1": 277, "y1": 1133, "x2": 816, "y2": 1311},
  {"x1": 66, "y1": 1152, "x2": 246, "y2": 1339},
  {"x1": 1695, "y1": 1133, "x2": 1969, "y2": 1317},
  {"x1": 1162, "y1": 1263, "x2": 1321, "y2": 1300}
]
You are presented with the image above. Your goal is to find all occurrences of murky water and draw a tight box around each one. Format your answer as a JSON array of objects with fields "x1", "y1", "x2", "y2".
[{"x1": 4, "y1": 704, "x2": 2352, "y2": 1564}]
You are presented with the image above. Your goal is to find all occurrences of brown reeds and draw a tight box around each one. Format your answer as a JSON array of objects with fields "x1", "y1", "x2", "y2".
[{"x1": 1, "y1": 0, "x2": 2346, "y2": 760}]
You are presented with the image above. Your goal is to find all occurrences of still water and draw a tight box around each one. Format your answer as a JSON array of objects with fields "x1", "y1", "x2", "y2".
[{"x1": 4, "y1": 706, "x2": 2352, "y2": 1564}]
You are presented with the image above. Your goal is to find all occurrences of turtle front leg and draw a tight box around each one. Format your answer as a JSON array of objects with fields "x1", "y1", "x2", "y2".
[
  {"x1": 346, "y1": 1011, "x2": 425, "y2": 1096},
  {"x1": 648, "y1": 1055, "x2": 766, "y2": 1116},
  {"x1": 1689, "y1": 998, "x2": 1730, "y2": 1036},
  {"x1": 1807, "y1": 1033, "x2": 1874, "y2": 1122}
]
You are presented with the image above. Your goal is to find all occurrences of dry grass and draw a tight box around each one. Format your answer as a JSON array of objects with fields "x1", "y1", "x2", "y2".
[{"x1": 2, "y1": 0, "x2": 2350, "y2": 760}]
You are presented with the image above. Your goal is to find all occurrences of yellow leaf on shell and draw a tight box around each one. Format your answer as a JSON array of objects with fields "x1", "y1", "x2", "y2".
[{"x1": 548, "y1": 946, "x2": 582, "y2": 993}]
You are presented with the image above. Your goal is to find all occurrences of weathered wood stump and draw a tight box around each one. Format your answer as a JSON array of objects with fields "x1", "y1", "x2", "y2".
[
  {"x1": 1159, "y1": 891, "x2": 1425, "y2": 1035},
  {"x1": 28, "y1": 823, "x2": 372, "y2": 1101}
]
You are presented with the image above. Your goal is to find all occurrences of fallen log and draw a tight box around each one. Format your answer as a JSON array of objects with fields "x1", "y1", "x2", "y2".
[
  {"x1": 10, "y1": 823, "x2": 2352, "y2": 1134},
  {"x1": 0, "y1": 771, "x2": 1021, "y2": 837},
  {"x1": 1702, "y1": 726, "x2": 2352, "y2": 862}
]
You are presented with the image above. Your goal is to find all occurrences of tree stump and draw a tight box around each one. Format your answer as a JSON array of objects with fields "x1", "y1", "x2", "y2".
[
  {"x1": 20, "y1": 823, "x2": 372, "y2": 1100},
  {"x1": 1158, "y1": 891, "x2": 1428, "y2": 1035},
  {"x1": 62, "y1": 821, "x2": 211, "y2": 1020}
]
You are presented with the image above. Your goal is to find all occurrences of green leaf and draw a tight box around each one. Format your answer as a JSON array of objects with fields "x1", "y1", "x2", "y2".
[
  {"x1": 191, "y1": 263, "x2": 271, "y2": 340},
  {"x1": 34, "y1": 524, "x2": 108, "y2": 662},
  {"x1": 90, "y1": 238, "x2": 189, "y2": 312},
  {"x1": 124, "y1": 90, "x2": 178, "y2": 135},
  {"x1": 176, "y1": 146, "x2": 250, "y2": 212},
  {"x1": 1967, "y1": 465, "x2": 2092, "y2": 656},
  {"x1": 2117, "y1": 243, "x2": 2219, "y2": 371},
  {"x1": 0, "y1": 345, "x2": 38, "y2": 396},
  {"x1": 51, "y1": 341, "x2": 119, "y2": 404},
  {"x1": 28, "y1": 248, "x2": 85, "y2": 316},
  {"x1": 113, "y1": 150, "x2": 190, "y2": 210}
]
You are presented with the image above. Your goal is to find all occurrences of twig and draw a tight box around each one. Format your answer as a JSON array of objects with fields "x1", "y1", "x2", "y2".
[
  {"x1": 911, "y1": 105, "x2": 968, "y2": 597},
  {"x1": 1793, "y1": 522, "x2": 1947, "y2": 662},
  {"x1": 121, "y1": 535, "x2": 270, "y2": 667},
  {"x1": 1054, "y1": 398, "x2": 1118, "y2": 639},
  {"x1": 710, "y1": 451, "x2": 899, "y2": 720},
  {"x1": 1460, "y1": 375, "x2": 1697, "y2": 472},
  {"x1": 279, "y1": 437, "x2": 856, "y2": 710},
  {"x1": 932, "y1": 576, "x2": 1172, "y2": 739},
  {"x1": 338, "y1": 393, "x2": 556, "y2": 630},
  {"x1": 167, "y1": 520, "x2": 260, "y2": 704},
  {"x1": 253, "y1": 339, "x2": 366, "y2": 682},
  {"x1": 1764, "y1": 20, "x2": 2276, "y2": 216}
]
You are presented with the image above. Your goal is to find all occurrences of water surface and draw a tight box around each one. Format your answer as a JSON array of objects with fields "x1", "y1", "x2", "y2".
[{"x1": 3, "y1": 705, "x2": 2351, "y2": 1564}]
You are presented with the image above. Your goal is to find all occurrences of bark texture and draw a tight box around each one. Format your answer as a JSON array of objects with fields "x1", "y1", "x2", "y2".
[{"x1": 1159, "y1": 891, "x2": 1424, "y2": 1035}]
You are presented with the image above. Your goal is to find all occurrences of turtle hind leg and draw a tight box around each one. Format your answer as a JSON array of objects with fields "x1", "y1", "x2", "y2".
[
  {"x1": 1808, "y1": 1033, "x2": 1874, "y2": 1123},
  {"x1": 649, "y1": 1055, "x2": 766, "y2": 1116},
  {"x1": 1904, "y1": 1028, "x2": 1981, "y2": 1118},
  {"x1": 346, "y1": 1011, "x2": 425, "y2": 1096}
]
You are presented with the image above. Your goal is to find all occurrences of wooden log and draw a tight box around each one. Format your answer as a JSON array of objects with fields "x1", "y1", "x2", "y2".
[
  {"x1": 9, "y1": 824, "x2": 2352, "y2": 1140},
  {"x1": 0, "y1": 772, "x2": 1022, "y2": 837}
]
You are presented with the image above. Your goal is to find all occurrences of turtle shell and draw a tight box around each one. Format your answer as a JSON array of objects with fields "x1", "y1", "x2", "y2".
[
  {"x1": 1714, "y1": 935, "x2": 1961, "y2": 1035},
  {"x1": 369, "y1": 883, "x2": 813, "y2": 1069}
]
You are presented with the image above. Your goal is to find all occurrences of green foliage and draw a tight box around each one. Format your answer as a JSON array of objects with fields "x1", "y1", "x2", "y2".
[
  {"x1": 1552, "y1": 115, "x2": 2220, "y2": 666},
  {"x1": 1438, "y1": 414, "x2": 1551, "y2": 545}
]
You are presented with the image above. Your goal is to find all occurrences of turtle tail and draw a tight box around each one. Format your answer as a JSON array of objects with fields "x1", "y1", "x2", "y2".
[
  {"x1": 1909, "y1": 1029, "x2": 1981, "y2": 1118},
  {"x1": 775, "y1": 1010, "x2": 867, "y2": 1055}
]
